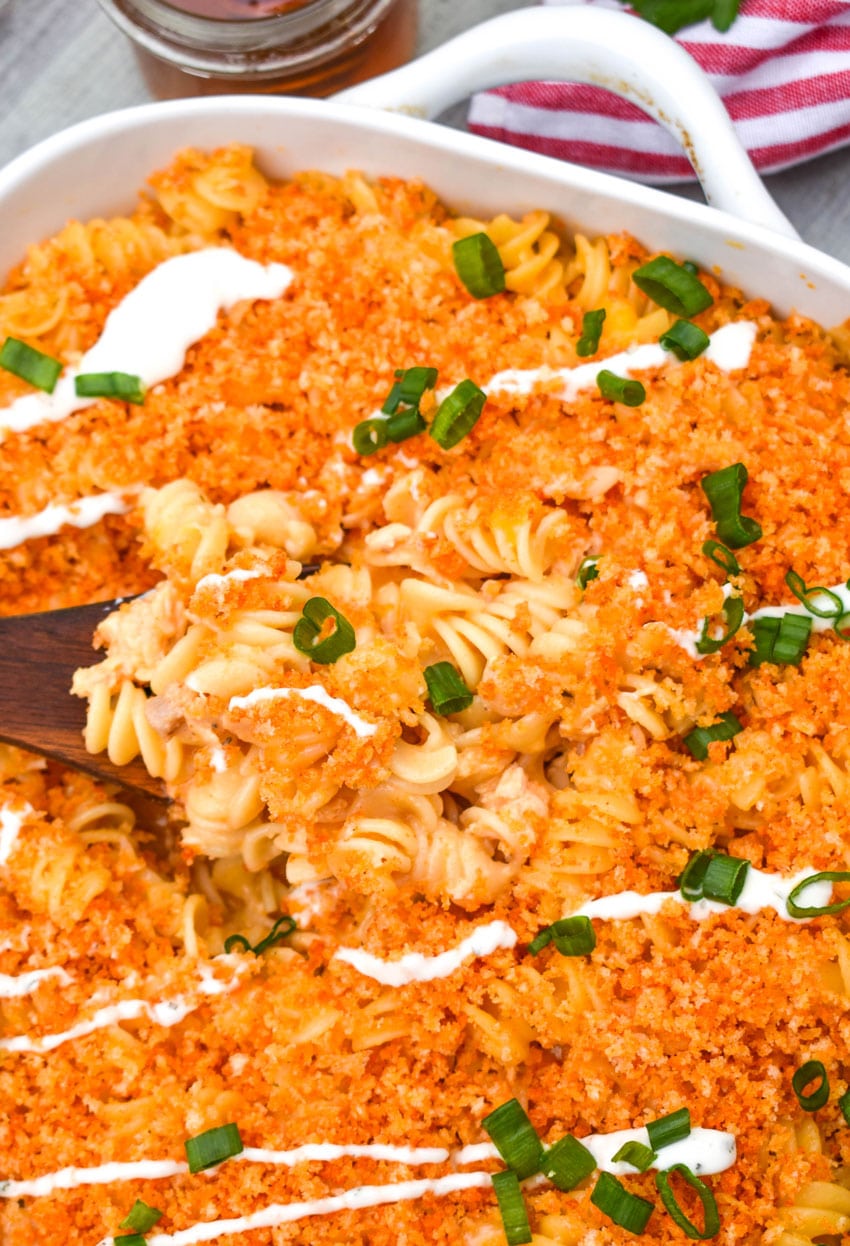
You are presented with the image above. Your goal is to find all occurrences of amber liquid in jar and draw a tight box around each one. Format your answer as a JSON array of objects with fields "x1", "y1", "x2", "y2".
[{"x1": 97, "y1": 0, "x2": 417, "y2": 99}]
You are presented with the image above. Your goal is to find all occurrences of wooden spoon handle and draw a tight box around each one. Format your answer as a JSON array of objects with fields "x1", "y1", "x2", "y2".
[{"x1": 0, "y1": 599, "x2": 167, "y2": 799}]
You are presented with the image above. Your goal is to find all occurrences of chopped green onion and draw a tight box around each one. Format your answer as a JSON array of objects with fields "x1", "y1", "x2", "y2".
[
  {"x1": 646, "y1": 1108, "x2": 691, "y2": 1152},
  {"x1": 224, "y1": 914, "x2": 296, "y2": 956},
  {"x1": 597, "y1": 369, "x2": 646, "y2": 407},
  {"x1": 74, "y1": 371, "x2": 145, "y2": 404},
  {"x1": 784, "y1": 569, "x2": 843, "y2": 619},
  {"x1": 116, "y1": 1236, "x2": 146, "y2": 1246},
  {"x1": 590, "y1": 1171, "x2": 655, "y2": 1234},
  {"x1": 0, "y1": 336, "x2": 62, "y2": 393},
  {"x1": 702, "y1": 540, "x2": 740, "y2": 579},
  {"x1": 429, "y1": 379, "x2": 487, "y2": 450},
  {"x1": 184, "y1": 1123, "x2": 243, "y2": 1174},
  {"x1": 682, "y1": 712, "x2": 743, "y2": 761},
  {"x1": 660, "y1": 320, "x2": 710, "y2": 361},
  {"x1": 452, "y1": 233, "x2": 506, "y2": 299},
  {"x1": 577, "y1": 556, "x2": 600, "y2": 590},
  {"x1": 576, "y1": 308, "x2": 606, "y2": 357},
  {"x1": 633, "y1": 255, "x2": 713, "y2": 317},
  {"x1": 424, "y1": 661, "x2": 474, "y2": 716},
  {"x1": 120, "y1": 1200, "x2": 163, "y2": 1232},
  {"x1": 679, "y1": 850, "x2": 749, "y2": 905},
  {"x1": 702, "y1": 854, "x2": 749, "y2": 906},
  {"x1": 835, "y1": 611, "x2": 850, "y2": 641},
  {"x1": 352, "y1": 418, "x2": 389, "y2": 456},
  {"x1": 612, "y1": 1141, "x2": 657, "y2": 1172},
  {"x1": 700, "y1": 463, "x2": 762, "y2": 550},
  {"x1": 386, "y1": 407, "x2": 427, "y2": 443},
  {"x1": 792, "y1": 1060, "x2": 830, "y2": 1112},
  {"x1": 748, "y1": 613, "x2": 811, "y2": 667},
  {"x1": 482, "y1": 1099, "x2": 543, "y2": 1180},
  {"x1": 491, "y1": 1170, "x2": 533, "y2": 1246},
  {"x1": 839, "y1": 1088, "x2": 850, "y2": 1124},
  {"x1": 292, "y1": 597, "x2": 357, "y2": 664},
  {"x1": 381, "y1": 365, "x2": 438, "y2": 414},
  {"x1": 679, "y1": 850, "x2": 713, "y2": 903},
  {"x1": 528, "y1": 916, "x2": 596, "y2": 958},
  {"x1": 542, "y1": 1134, "x2": 597, "y2": 1190},
  {"x1": 655, "y1": 1164, "x2": 721, "y2": 1239},
  {"x1": 695, "y1": 593, "x2": 744, "y2": 655},
  {"x1": 786, "y1": 870, "x2": 850, "y2": 919}
]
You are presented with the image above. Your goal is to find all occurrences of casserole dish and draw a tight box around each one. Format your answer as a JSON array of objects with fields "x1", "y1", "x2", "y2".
[{"x1": 3, "y1": 9, "x2": 850, "y2": 1246}]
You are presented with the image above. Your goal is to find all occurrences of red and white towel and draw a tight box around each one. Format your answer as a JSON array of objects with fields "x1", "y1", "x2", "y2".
[{"x1": 468, "y1": 0, "x2": 850, "y2": 181}]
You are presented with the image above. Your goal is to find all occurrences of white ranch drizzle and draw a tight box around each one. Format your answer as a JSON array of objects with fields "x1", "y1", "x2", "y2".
[
  {"x1": 487, "y1": 322, "x2": 757, "y2": 400},
  {"x1": 571, "y1": 865, "x2": 832, "y2": 925},
  {"x1": 0, "y1": 803, "x2": 30, "y2": 865},
  {"x1": 334, "y1": 920, "x2": 517, "y2": 986},
  {"x1": 664, "y1": 579, "x2": 850, "y2": 660},
  {"x1": 0, "y1": 249, "x2": 293, "y2": 435},
  {"x1": 0, "y1": 491, "x2": 132, "y2": 551},
  {"x1": 0, "y1": 964, "x2": 242, "y2": 1054},
  {"x1": 228, "y1": 686, "x2": 377, "y2": 740},
  {"x1": 0, "y1": 966, "x2": 72, "y2": 998}
]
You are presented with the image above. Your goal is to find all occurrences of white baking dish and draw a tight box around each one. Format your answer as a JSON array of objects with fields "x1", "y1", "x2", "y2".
[{"x1": 0, "y1": 6, "x2": 847, "y2": 324}]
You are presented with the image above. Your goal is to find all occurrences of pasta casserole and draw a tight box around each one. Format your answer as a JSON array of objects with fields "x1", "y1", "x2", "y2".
[{"x1": 1, "y1": 142, "x2": 850, "y2": 1245}]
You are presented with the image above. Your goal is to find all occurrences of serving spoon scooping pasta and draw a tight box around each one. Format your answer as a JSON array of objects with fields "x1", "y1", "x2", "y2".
[{"x1": 0, "y1": 597, "x2": 167, "y2": 799}]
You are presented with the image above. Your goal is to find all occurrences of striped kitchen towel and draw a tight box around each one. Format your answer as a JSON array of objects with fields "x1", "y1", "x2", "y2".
[{"x1": 467, "y1": 0, "x2": 850, "y2": 181}]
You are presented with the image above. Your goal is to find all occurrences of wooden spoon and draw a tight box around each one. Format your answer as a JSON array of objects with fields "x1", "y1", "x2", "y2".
[{"x1": 0, "y1": 598, "x2": 167, "y2": 799}]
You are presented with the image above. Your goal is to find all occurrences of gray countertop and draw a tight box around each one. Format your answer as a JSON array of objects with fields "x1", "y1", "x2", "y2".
[{"x1": 1, "y1": 0, "x2": 850, "y2": 267}]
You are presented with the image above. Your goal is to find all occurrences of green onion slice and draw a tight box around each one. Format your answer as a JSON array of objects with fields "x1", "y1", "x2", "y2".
[
  {"x1": 576, "y1": 308, "x2": 606, "y2": 357},
  {"x1": 702, "y1": 540, "x2": 740, "y2": 579},
  {"x1": 292, "y1": 597, "x2": 357, "y2": 664},
  {"x1": 381, "y1": 365, "x2": 438, "y2": 414},
  {"x1": 429, "y1": 380, "x2": 487, "y2": 450},
  {"x1": 784, "y1": 569, "x2": 843, "y2": 619},
  {"x1": 660, "y1": 320, "x2": 710, "y2": 361},
  {"x1": 224, "y1": 913, "x2": 296, "y2": 956},
  {"x1": 352, "y1": 418, "x2": 389, "y2": 456},
  {"x1": 655, "y1": 1164, "x2": 721, "y2": 1239},
  {"x1": 386, "y1": 407, "x2": 427, "y2": 443},
  {"x1": 116, "y1": 1236, "x2": 146, "y2": 1246},
  {"x1": 452, "y1": 233, "x2": 507, "y2": 299},
  {"x1": 528, "y1": 916, "x2": 596, "y2": 958},
  {"x1": 682, "y1": 712, "x2": 743, "y2": 761},
  {"x1": 700, "y1": 463, "x2": 762, "y2": 550},
  {"x1": 679, "y1": 851, "x2": 749, "y2": 906},
  {"x1": 748, "y1": 613, "x2": 811, "y2": 667},
  {"x1": 0, "y1": 337, "x2": 62, "y2": 393},
  {"x1": 786, "y1": 870, "x2": 850, "y2": 919},
  {"x1": 74, "y1": 371, "x2": 145, "y2": 404},
  {"x1": 120, "y1": 1200, "x2": 163, "y2": 1232},
  {"x1": 835, "y1": 611, "x2": 850, "y2": 642},
  {"x1": 679, "y1": 850, "x2": 713, "y2": 903},
  {"x1": 597, "y1": 369, "x2": 646, "y2": 407},
  {"x1": 491, "y1": 1170, "x2": 533, "y2": 1246},
  {"x1": 839, "y1": 1088, "x2": 850, "y2": 1124},
  {"x1": 482, "y1": 1099, "x2": 543, "y2": 1180},
  {"x1": 424, "y1": 661, "x2": 474, "y2": 716},
  {"x1": 792, "y1": 1060, "x2": 830, "y2": 1112},
  {"x1": 184, "y1": 1123, "x2": 243, "y2": 1174},
  {"x1": 542, "y1": 1134, "x2": 597, "y2": 1191},
  {"x1": 633, "y1": 255, "x2": 713, "y2": 317},
  {"x1": 695, "y1": 593, "x2": 744, "y2": 655},
  {"x1": 646, "y1": 1108, "x2": 691, "y2": 1152},
  {"x1": 577, "y1": 556, "x2": 600, "y2": 590},
  {"x1": 611, "y1": 1141, "x2": 657, "y2": 1172},
  {"x1": 590, "y1": 1171, "x2": 655, "y2": 1234},
  {"x1": 702, "y1": 854, "x2": 749, "y2": 906}
]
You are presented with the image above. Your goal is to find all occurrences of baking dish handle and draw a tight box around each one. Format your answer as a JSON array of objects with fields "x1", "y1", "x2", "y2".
[{"x1": 335, "y1": 6, "x2": 798, "y2": 240}]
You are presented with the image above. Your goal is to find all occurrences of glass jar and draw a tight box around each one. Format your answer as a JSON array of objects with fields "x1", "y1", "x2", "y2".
[{"x1": 96, "y1": 0, "x2": 418, "y2": 99}]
